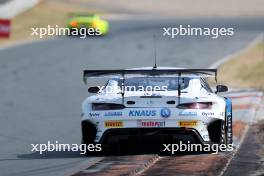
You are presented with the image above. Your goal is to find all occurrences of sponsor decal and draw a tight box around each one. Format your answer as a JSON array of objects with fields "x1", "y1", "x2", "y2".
[
  {"x1": 89, "y1": 112, "x2": 100, "y2": 117},
  {"x1": 179, "y1": 111, "x2": 197, "y2": 116},
  {"x1": 104, "y1": 121, "x2": 123, "y2": 128},
  {"x1": 104, "y1": 112, "x2": 122, "y2": 117},
  {"x1": 138, "y1": 120, "x2": 165, "y2": 127},
  {"x1": 178, "y1": 120, "x2": 198, "y2": 127},
  {"x1": 129, "y1": 110, "x2": 156, "y2": 117},
  {"x1": 160, "y1": 108, "x2": 171, "y2": 118},
  {"x1": 202, "y1": 112, "x2": 214, "y2": 116}
]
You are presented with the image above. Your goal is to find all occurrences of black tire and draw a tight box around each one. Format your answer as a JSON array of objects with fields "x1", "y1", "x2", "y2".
[
  {"x1": 81, "y1": 121, "x2": 97, "y2": 144},
  {"x1": 81, "y1": 121, "x2": 97, "y2": 155}
]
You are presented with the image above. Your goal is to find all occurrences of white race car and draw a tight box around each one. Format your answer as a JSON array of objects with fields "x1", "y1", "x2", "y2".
[{"x1": 81, "y1": 67, "x2": 232, "y2": 153}]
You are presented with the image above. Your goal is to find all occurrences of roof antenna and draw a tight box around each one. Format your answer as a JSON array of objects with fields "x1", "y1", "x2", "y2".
[{"x1": 153, "y1": 34, "x2": 157, "y2": 69}]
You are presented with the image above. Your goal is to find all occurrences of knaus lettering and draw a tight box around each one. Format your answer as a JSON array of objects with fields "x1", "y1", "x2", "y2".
[{"x1": 129, "y1": 110, "x2": 156, "y2": 117}]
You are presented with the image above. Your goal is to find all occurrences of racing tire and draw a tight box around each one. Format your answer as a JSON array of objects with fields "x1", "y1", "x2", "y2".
[
  {"x1": 81, "y1": 121, "x2": 97, "y2": 144},
  {"x1": 81, "y1": 121, "x2": 97, "y2": 156}
]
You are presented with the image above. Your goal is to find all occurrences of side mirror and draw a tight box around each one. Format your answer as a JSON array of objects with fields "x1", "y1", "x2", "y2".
[
  {"x1": 216, "y1": 85, "x2": 228, "y2": 93},
  {"x1": 88, "y1": 86, "x2": 100, "y2": 93}
]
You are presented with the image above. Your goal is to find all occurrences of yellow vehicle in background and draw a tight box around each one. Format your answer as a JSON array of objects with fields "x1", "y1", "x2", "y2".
[{"x1": 67, "y1": 14, "x2": 109, "y2": 35}]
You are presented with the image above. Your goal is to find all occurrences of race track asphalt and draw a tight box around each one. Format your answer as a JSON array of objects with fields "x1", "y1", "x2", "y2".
[
  {"x1": 0, "y1": 0, "x2": 9, "y2": 4},
  {"x1": 0, "y1": 18, "x2": 263, "y2": 176}
]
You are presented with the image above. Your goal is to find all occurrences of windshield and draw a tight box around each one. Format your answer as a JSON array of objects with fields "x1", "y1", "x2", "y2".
[{"x1": 108, "y1": 77, "x2": 190, "y2": 91}]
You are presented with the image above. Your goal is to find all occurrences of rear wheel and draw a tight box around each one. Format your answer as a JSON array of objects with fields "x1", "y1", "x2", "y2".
[
  {"x1": 81, "y1": 121, "x2": 97, "y2": 155},
  {"x1": 81, "y1": 121, "x2": 97, "y2": 144}
]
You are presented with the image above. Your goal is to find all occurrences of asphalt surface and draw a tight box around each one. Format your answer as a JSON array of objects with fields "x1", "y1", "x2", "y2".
[
  {"x1": 223, "y1": 97, "x2": 264, "y2": 176},
  {"x1": 0, "y1": 18, "x2": 264, "y2": 176},
  {"x1": 0, "y1": 0, "x2": 9, "y2": 4},
  {"x1": 224, "y1": 121, "x2": 263, "y2": 176}
]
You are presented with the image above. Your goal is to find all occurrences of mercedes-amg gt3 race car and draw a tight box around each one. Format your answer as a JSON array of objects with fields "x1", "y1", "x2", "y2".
[{"x1": 81, "y1": 67, "x2": 232, "y2": 153}]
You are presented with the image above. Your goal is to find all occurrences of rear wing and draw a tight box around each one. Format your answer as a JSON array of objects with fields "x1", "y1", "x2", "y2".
[
  {"x1": 83, "y1": 68, "x2": 217, "y2": 105},
  {"x1": 83, "y1": 69, "x2": 217, "y2": 84}
]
